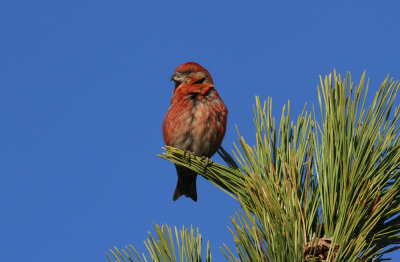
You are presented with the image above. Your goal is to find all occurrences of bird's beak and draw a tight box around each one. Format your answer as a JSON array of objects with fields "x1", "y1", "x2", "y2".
[{"x1": 170, "y1": 73, "x2": 184, "y2": 83}]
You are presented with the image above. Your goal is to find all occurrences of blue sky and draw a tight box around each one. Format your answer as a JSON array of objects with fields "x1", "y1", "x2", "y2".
[{"x1": 1, "y1": 0, "x2": 399, "y2": 261}]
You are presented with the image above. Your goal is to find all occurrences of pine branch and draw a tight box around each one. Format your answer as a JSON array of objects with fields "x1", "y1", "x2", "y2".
[
  {"x1": 109, "y1": 71, "x2": 400, "y2": 261},
  {"x1": 106, "y1": 224, "x2": 211, "y2": 262}
]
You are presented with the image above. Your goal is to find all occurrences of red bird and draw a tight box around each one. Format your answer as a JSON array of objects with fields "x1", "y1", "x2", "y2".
[{"x1": 163, "y1": 62, "x2": 228, "y2": 201}]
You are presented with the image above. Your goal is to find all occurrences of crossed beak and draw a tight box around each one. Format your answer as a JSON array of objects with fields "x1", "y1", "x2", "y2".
[{"x1": 170, "y1": 73, "x2": 184, "y2": 83}]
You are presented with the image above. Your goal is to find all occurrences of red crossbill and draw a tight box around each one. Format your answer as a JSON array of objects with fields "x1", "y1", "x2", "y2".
[{"x1": 163, "y1": 62, "x2": 228, "y2": 201}]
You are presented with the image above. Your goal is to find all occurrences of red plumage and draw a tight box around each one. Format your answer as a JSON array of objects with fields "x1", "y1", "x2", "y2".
[{"x1": 162, "y1": 62, "x2": 228, "y2": 201}]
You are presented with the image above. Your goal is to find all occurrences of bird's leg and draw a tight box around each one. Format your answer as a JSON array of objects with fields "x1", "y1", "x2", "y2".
[{"x1": 201, "y1": 156, "x2": 213, "y2": 166}]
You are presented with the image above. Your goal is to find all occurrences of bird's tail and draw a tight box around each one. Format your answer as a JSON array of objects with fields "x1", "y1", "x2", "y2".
[{"x1": 173, "y1": 165, "x2": 197, "y2": 201}]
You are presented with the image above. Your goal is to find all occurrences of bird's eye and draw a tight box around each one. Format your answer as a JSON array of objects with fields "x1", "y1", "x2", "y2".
[{"x1": 186, "y1": 70, "x2": 193, "y2": 74}]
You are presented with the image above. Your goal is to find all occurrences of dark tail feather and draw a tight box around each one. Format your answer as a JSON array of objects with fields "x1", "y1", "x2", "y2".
[{"x1": 173, "y1": 165, "x2": 197, "y2": 201}]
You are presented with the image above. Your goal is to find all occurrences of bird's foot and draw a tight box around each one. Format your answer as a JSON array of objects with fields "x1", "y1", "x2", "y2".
[
  {"x1": 201, "y1": 156, "x2": 213, "y2": 166},
  {"x1": 184, "y1": 150, "x2": 195, "y2": 162}
]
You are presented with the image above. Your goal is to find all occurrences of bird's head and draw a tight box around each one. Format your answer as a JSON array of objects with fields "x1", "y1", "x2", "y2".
[{"x1": 171, "y1": 62, "x2": 214, "y2": 89}]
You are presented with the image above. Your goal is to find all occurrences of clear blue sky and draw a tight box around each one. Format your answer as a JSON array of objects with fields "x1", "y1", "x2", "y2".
[{"x1": 1, "y1": 1, "x2": 399, "y2": 261}]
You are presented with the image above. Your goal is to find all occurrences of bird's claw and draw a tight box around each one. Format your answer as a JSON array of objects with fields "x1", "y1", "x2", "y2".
[{"x1": 201, "y1": 156, "x2": 213, "y2": 166}]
